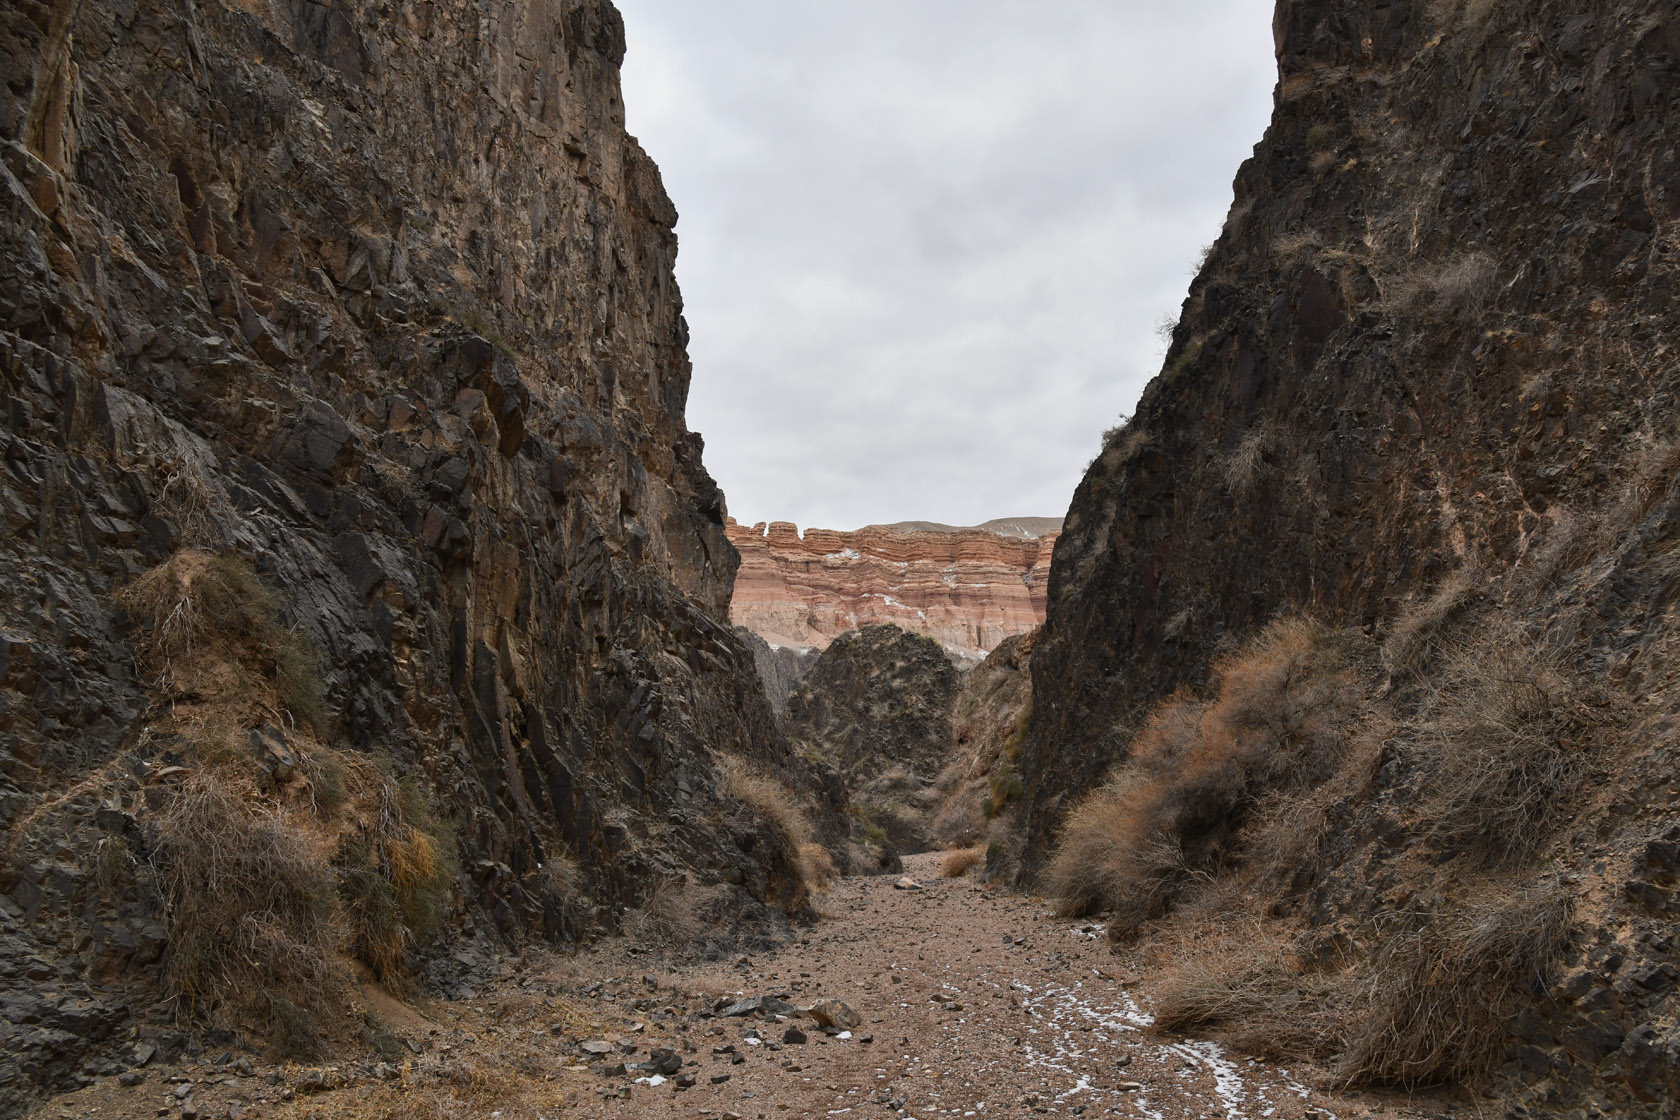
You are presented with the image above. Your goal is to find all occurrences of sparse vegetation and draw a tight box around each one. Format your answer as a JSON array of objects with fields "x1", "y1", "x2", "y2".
[
  {"x1": 1046, "y1": 618, "x2": 1364, "y2": 933},
  {"x1": 939, "y1": 846, "x2": 986, "y2": 879},
  {"x1": 1381, "y1": 252, "x2": 1498, "y2": 317},
  {"x1": 1410, "y1": 639, "x2": 1606, "y2": 867},
  {"x1": 152, "y1": 771, "x2": 343, "y2": 1049},
  {"x1": 720, "y1": 754, "x2": 831, "y2": 897},
  {"x1": 1218, "y1": 425, "x2": 1274, "y2": 499}
]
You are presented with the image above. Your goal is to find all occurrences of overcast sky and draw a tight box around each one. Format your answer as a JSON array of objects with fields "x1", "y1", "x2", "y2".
[{"x1": 616, "y1": 1, "x2": 1278, "y2": 530}]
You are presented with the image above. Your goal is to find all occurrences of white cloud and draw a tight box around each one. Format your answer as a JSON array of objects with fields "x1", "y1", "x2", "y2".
[{"x1": 617, "y1": 0, "x2": 1277, "y2": 529}]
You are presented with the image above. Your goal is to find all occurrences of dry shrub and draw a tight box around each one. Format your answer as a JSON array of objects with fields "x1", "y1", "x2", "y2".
[
  {"x1": 1381, "y1": 566, "x2": 1481, "y2": 680},
  {"x1": 337, "y1": 772, "x2": 456, "y2": 984},
  {"x1": 1152, "y1": 881, "x2": 1569, "y2": 1089},
  {"x1": 152, "y1": 770, "x2": 342, "y2": 1054},
  {"x1": 118, "y1": 549, "x2": 327, "y2": 730},
  {"x1": 624, "y1": 877, "x2": 712, "y2": 947},
  {"x1": 1382, "y1": 252, "x2": 1498, "y2": 317},
  {"x1": 152, "y1": 460, "x2": 228, "y2": 548},
  {"x1": 939, "y1": 846, "x2": 986, "y2": 878},
  {"x1": 1340, "y1": 882, "x2": 1571, "y2": 1087},
  {"x1": 1219, "y1": 426, "x2": 1273, "y2": 499},
  {"x1": 1045, "y1": 619, "x2": 1364, "y2": 932},
  {"x1": 1154, "y1": 922, "x2": 1343, "y2": 1061},
  {"x1": 1411, "y1": 639, "x2": 1606, "y2": 867},
  {"x1": 720, "y1": 755, "x2": 828, "y2": 896}
]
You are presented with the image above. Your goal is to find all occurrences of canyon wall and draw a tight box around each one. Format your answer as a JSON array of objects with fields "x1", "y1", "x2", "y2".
[
  {"x1": 1017, "y1": 0, "x2": 1680, "y2": 1112},
  {"x1": 0, "y1": 0, "x2": 799, "y2": 1107},
  {"x1": 726, "y1": 517, "x2": 1058, "y2": 659}
]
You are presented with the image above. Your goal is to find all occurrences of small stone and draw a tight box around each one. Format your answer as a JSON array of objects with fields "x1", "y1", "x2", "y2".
[
  {"x1": 174, "y1": 1083, "x2": 195, "y2": 1100},
  {"x1": 133, "y1": 1042, "x2": 157, "y2": 1066},
  {"x1": 893, "y1": 876, "x2": 922, "y2": 891},
  {"x1": 579, "y1": 1039, "x2": 615, "y2": 1055},
  {"x1": 782, "y1": 1027, "x2": 807, "y2": 1045},
  {"x1": 710, "y1": 1072, "x2": 732, "y2": 1084},
  {"x1": 806, "y1": 999, "x2": 861, "y2": 1030},
  {"x1": 674, "y1": 1072, "x2": 696, "y2": 1089},
  {"x1": 118, "y1": 1071, "x2": 146, "y2": 1087},
  {"x1": 1118, "y1": 1081, "x2": 1144, "y2": 1091},
  {"x1": 780, "y1": 1061, "x2": 802, "y2": 1072}
]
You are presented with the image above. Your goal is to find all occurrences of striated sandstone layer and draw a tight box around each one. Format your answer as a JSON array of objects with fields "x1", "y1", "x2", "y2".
[
  {"x1": 726, "y1": 517, "x2": 1058, "y2": 659},
  {"x1": 0, "y1": 1, "x2": 802, "y2": 1109}
]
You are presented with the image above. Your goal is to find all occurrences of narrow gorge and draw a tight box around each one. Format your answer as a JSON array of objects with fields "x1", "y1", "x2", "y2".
[{"x1": 3, "y1": 1, "x2": 1678, "y2": 1119}]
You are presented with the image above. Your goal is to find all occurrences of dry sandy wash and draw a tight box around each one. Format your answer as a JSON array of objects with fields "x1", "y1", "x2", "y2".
[{"x1": 31, "y1": 854, "x2": 1444, "y2": 1120}]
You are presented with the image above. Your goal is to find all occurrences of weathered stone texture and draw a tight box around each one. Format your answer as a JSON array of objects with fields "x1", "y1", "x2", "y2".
[{"x1": 0, "y1": 0, "x2": 796, "y2": 1109}]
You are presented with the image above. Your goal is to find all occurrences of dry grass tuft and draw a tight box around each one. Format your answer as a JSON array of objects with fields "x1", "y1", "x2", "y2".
[
  {"x1": 1381, "y1": 252, "x2": 1498, "y2": 318},
  {"x1": 720, "y1": 755, "x2": 829, "y2": 900},
  {"x1": 118, "y1": 549, "x2": 327, "y2": 731},
  {"x1": 152, "y1": 770, "x2": 343, "y2": 1055},
  {"x1": 1381, "y1": 566, "x2": 1481, "y2": 680},
  {"x1": 1045, "y1": 619, "x2": 1365, "y2": 932},
  {"x1": 939, "y1": 846, "x2": 987, "y2": 879},
  {"x1": 1411, "y1": 639, "x2": 1608, "y2": 867},
  {"x1": 1154, "y1": 921, "x2": 1343, "y2": 1061},
  {"x1": 624, "y1": 876, "x2": 718, "y2": 947},
  {"x1": 1339, "y1": 881, "x2": 1572, "y2": 1087},
  {"x1": 1219, "y1": 426, "x2": 1274, "y2": 498}
]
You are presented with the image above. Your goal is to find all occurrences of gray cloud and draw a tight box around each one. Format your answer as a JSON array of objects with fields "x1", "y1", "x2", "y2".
[{"x1": 616, "y1": 0, "x2": 1277, "y2": 529}]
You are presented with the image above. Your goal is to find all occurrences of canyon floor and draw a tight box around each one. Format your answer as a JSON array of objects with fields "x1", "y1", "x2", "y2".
[{"x1": 30, "y1": 853, "x2": 1458, "y2": 1120}]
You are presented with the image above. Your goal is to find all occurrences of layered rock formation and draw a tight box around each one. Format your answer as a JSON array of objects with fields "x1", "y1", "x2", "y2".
[
  {"x1": 726, "y1": 518, "x2": 1058, "y2": 659},
  {"x1": 0, "y1": 0, "x2": 800, "y2": 1109},
  {"x1": 1016, "y1": 0, "x2": 1680, "y2": 1112}
]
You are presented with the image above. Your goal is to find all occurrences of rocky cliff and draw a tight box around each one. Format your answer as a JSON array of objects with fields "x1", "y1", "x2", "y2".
[
  {"x1": 1019, "y1": 0, "x2": 1680, "y2": 1112},
  {"x1": 726, "y1": 517, "x2": 1058, "y2": 660},
  {"x1": 0, "y1": 0, "x2": 801, "y2": 1109},
  {"x1": 782, "y1": 624, "x2": 960, "y2": 860}
]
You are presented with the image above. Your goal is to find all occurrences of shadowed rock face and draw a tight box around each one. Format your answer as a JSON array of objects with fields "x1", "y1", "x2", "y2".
[
  {"x1": 783, "y1": 625, "x2": 961, "y2": 857},
  {"x1": 0, "y1": 0, "x2": 799, "y2": 1106},
  {"x1": 726, "y1": 518, "x2": 1058, "y2": 659},
  {"x1": 1017, "y1": 0, "x2": 1680, "y2": 1112}
]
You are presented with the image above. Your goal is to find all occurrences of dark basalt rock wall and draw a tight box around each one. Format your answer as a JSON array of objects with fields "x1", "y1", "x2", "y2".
[
  {"x1": 0, "y1": 0, "x2": 799, "y2": 1107},
  {"x1": 1023, "y1": 0, "x2": 1680, "y2": 859},
  {"x1": 1017, "y1": 0, "x2": 1680, "y2": 1112},
  {"x1": 783, "y1": 624, "x2": 960, "y2": 859}
]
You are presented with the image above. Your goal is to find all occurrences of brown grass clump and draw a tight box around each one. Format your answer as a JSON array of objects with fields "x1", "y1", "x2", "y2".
[
  {"x1": 1411, "y1": 639, "x2": 1607, "y2": 867},
  {"x1": 1151, "y1": 881, "x2": 1571, "y2": 1089},
  {"x1": 117, "y1": 549, "x2": 327, "y2": 731},
  {"x1": 152, "y1": 771, "x2": 343, "y2": 1054},
  {"x1": 1381, "y1": 566, "x2": 1480, "y2": 681},
  {"x1": 116, "y1": 549, "x2": 459, "y2": 1052},
  {"x1": 1045, "y1": 619, "x2": 1364, "y2": 933},
  {"x1": 720, "y1": 755, "x2": 829, "y2": 898},
  {"x1": 1154, "y1": 921, "x2": 1342, "y2": 1061},
  {"x1": 336, "y1": 776, "x2": 456, "y2": 985},
  {"x1": 939, "y1": 846, "x2": 986, "y2": 878},
  {"x1": 1339, "y1": 882, "x2": 1572, "y2": 1087}
]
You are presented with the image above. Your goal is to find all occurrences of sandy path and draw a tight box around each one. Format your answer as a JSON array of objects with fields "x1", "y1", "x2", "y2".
[{"x1": 579, "y1": 852, "x2": 1411, "y2": 1120}]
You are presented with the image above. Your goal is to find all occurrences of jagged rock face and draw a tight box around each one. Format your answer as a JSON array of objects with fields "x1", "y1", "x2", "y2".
[
  {"x1": 1018, "y1": 0, "x2": 1680, "y2": 1112},
  {"x1": 734, "y1": 626, "x2": 819, "y2": 716},
  {"x1": 928, "y1": 628, "x2": 1037, "y2": 851},
  {"x1": 726, "y1": 518, "x2": 1058, "y2": 659},
  {"x1": 783, "y1": 625, "x2": 960, "y2": 857},
  {"x1": 0, "y1": 0, "x2": 797, "y2": 1106}
]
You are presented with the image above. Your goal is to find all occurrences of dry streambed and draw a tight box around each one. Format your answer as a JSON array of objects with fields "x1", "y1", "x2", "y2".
[{"x1": 29, "y1": 854, "x2": 1434, "y2": 1120}]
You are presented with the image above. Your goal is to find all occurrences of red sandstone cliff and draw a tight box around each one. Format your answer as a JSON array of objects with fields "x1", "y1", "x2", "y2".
[{"x1": 725, "y1": 518, "x2": 1059, "y2": 659}]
